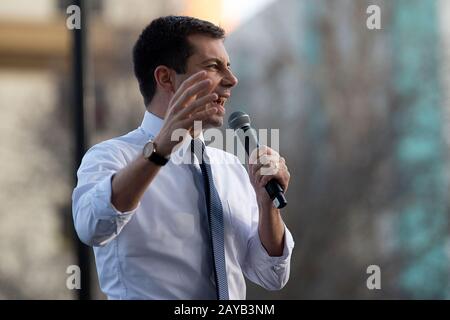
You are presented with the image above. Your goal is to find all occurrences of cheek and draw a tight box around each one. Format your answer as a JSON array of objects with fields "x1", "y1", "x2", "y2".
[{"x1": 206, "y1": 73, "x2": 222, "y2": 87}]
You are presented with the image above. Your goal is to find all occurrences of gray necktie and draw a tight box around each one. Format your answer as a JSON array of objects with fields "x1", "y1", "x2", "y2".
[{"x1": 191, "y1": 139, "x2": 229, "y2": 300}]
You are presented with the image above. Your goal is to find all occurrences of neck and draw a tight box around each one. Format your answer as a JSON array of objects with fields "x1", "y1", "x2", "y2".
[
  {"x1": 146, "y1": 94, "x2": 168, "y2": 120},
  {"x1": 146, "y1": 106, "x2": 165, "y2": 120}
]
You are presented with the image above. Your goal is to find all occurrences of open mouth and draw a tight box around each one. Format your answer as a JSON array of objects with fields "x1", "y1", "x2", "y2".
[
  {"x1": 208, "y1": 94, "x2": 228, "y2": 115},
  {"x1": 213, "y1": 97, "x2": 226, "y2": 107}
]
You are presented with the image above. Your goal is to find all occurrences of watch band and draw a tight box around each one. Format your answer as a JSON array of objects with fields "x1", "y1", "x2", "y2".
[{"x1": 148, "y1": 151, "x2": 169, "y2": 166}]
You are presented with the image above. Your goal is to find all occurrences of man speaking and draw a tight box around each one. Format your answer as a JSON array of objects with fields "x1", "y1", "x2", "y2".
[{"x1": 72, "y1": 16, "x2": 294, "y2": 300}]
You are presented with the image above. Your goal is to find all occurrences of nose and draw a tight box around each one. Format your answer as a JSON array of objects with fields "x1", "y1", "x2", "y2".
[{"x1": 221, "y1": 68, "x2": 238, "y2": 89}]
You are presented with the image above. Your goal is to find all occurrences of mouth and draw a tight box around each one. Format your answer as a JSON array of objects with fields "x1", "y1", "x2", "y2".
[{"x1": 212, "y1": 96, "x2": 228, "y2": 113}]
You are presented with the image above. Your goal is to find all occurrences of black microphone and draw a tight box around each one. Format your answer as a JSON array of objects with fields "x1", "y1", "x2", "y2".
[{"x1": 228, "y1": 111, "x2": 287, "y2": 209}]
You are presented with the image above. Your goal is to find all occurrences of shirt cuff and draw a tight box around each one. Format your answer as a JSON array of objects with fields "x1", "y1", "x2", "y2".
[
  {"x1": 92, "y1": 173, "x2": 138, "y2": 221},
  {"x1": 254, "y1": 224, "x2": 295, "y2": 266}
]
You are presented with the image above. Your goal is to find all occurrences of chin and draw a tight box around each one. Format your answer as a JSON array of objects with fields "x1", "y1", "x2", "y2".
[{"x1": 203, "y1": 114, "x2": 224, "y2": 129}]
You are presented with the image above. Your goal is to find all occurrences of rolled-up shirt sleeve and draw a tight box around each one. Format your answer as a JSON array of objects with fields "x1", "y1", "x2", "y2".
[
  {"x1": 241, "y1": 194, "x2": 295, "y2": 291},
  {"x1": 72, "y1": 142, "x2": 138, "y2": 247}
]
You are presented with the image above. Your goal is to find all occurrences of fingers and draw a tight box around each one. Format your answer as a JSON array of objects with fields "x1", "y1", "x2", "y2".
[
  {"x1": 252, "y1": 154, "x2": 280, "y2": 178},
  {"x1": 251, "y1": 154, "x2": 273, "y2": 175},
  {"x1": 249, "y1": 145, "x2": 275, "y2": 165},
  {"x1": 259, "y1": 160, "x2": 287, "y2": 187},
  {"x1": 249, "y1": 147, "x2": 278, "y2": 186},
  {"x1": 249, "y1": 151, "x2": 288, "y2": 191},
  {"x1": 170, "y1": 71, "x2": 208, "y2": 105},
  {"x1": 178, "y1": 107, "x2": 218, "y2": 128},
  {"x1": 249, "y1": 146, "x2": 279, "y2": 175},
  {"x1": 256, "y1": 169, "x2": 286, "y2": 189},
  {"x1": 171, "y1": 79, "x2": 213, "y2": 114},
  {"x1": 177, "y1": 92, "x2": 218, "y2": 120}
]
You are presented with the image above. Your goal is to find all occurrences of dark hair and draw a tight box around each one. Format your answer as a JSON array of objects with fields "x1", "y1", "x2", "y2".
[{"x1": 132, "y1": 16, "x2": 225, "y2": 106}]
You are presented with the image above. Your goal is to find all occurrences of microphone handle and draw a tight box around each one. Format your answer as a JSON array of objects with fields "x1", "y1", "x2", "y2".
[
  {"x1": 242, "y1": 126, "x2": 288, "y2": 209},
  {"x1": 265, "y1": 180, "x2": 288, "y2": 209}
]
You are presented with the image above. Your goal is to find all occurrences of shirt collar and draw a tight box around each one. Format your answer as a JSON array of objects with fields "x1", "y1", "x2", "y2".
[
  {"x1": 140, "y1": 111, "x2": 164, "y2": 138},
  {"x1": 171, "y1": 130, "x2": 206, "y2": 165},
  {"x1": 140, "y1": 110, "x2": 206, "y2": 163},
  {"x1": 139, "y1": 111, "x2": 205, "y2": 142}
]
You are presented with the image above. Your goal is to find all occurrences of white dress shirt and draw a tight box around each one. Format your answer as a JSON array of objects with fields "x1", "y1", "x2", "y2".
[{"x1": 72, "y1": 111, "x2": 294, "y2": 300}]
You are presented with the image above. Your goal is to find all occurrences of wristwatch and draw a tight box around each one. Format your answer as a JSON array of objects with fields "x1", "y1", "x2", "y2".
[{"x1": 143, "y1": 140, "x2": 169, "y2": 166}]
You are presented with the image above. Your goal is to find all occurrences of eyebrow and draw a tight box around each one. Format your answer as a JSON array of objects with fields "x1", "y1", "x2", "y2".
[{"x1": 201, "y1": 58, "x2": 231, "y2": 67}]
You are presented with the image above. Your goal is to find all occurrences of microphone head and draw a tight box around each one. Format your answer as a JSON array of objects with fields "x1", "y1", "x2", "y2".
[{"x1": 228, "y1": 111, "x2": 251, "y2": 130}]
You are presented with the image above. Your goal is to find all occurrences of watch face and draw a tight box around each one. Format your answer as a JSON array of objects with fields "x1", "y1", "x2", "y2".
[{"x1": 143, "y1": 141, "x2": 155, "y2": 158}]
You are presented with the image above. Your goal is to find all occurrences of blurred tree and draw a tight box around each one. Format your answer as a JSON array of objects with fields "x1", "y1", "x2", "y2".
[
  {"x1": 391, "y1": 0, "x2": 450, "y2": 299},
  {"x1": 226, "y1": 0, "x2": 449, "y2": 299}
]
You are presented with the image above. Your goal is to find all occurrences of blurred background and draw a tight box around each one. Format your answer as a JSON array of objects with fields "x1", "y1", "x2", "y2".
[{"x1": 0, "y1": 0, "x2": 449, "y2": 299}]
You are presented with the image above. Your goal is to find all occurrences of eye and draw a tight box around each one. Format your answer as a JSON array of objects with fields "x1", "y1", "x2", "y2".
[{"x1": 206, "y1": 64, "x2": 220, "y2": 70}]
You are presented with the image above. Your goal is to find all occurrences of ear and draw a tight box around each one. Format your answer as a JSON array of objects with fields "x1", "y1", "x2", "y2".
[{"x1": 154, "y1": 66, "x2": 175, "y2": 94}]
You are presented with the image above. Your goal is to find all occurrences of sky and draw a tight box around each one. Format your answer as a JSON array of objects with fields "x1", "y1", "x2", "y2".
[
  {"x1": 222, "y1": 0, "x2": 276, "y2": 31},
  {"x1": 185, "y1": 0, "x2": 277, "y2": 33}
]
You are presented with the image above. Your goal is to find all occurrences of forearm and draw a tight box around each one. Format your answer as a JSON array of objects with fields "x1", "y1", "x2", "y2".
[
  {"x1": 257, "y1": 202, "x2": 285, "y2": 257},
  {"x1": 111, "y1": 155, "x2": 162, "y2": 212}
]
